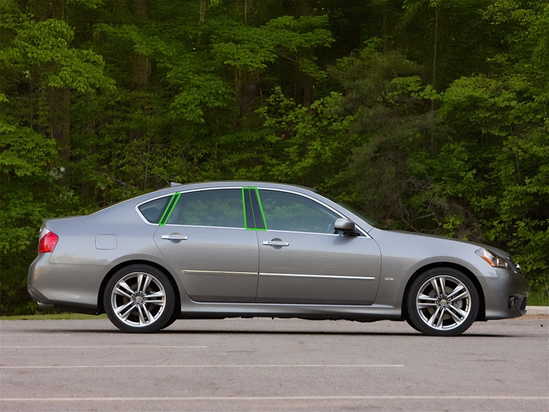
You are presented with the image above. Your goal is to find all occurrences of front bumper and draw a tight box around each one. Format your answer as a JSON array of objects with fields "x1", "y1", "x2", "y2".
[{"x1": 481, "y1": 266, "x2": 529, "y2": 320}]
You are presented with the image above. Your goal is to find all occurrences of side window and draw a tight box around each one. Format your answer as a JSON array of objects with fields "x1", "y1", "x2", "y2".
[
  {"x1": 167, "y1": 189, "x2": 244, "y2": 228},
  {"x1": 138, "y1": 196, "x2": 171, "y2": 224},
  {"x1": 258, "y1": 190, "x2": 339, "y2": 234}
]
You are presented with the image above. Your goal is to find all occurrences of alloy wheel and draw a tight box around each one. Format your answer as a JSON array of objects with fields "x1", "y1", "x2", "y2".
[
  {"x1": 415, "y1": 275, "x2": 471, "y2": 330},
  {"x1": 104, "y1": 265, "x2": 175, "y2": 332},
  {"x1": 110, "y1": 271, "x2": 166, "y2": 327},
  {"x1": 407, "y1": 268, "x2": 479, "y2": 336}
]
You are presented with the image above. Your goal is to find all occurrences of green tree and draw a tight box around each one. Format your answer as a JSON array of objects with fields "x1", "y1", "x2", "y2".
[{"x1": 0, "y1": 2, "x2": 113, "y2": 314}]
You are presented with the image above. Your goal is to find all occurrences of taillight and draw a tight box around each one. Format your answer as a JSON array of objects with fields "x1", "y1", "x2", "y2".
[{"x1": 38, "y1": 230, "x2": 59, "y2": 253}]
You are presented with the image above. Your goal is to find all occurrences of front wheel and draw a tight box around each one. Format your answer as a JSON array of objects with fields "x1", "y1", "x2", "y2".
[
  {"x1": 104, "y1": 264, "x2": 176, "y2": 333},
  {"x1": 407, "y1": 268, "x2": 479, "y2": 336}
]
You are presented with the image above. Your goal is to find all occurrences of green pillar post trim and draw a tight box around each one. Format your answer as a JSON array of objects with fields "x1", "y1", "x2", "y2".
[
  {"x1": 159, "y1": 192, "x2": 181, "y2": 226},
  {"x1": 242, "y1": 187, "x2": 267, "y2": 230}
]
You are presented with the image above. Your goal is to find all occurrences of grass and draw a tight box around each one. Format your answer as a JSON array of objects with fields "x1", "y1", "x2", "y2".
[
  {"x1": 0, "y1": 313, "x2": 107, "y2": 321},
  {"x1": 1, "y1": 289, "x2": 548, "y2": 320},
  {"x1": 528, "y1": 289, "x2": 549, "y2": 306}
]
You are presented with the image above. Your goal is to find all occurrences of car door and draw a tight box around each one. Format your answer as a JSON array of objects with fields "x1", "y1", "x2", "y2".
[
  {"x1": 153, "y1": 188, "x2": 259, "y2": 303},
  {"x1": 254, "y1": 189, "x2": 382, "y2": 305}
]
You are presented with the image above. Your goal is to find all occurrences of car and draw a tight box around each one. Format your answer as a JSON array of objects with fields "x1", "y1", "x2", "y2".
[{"x1": 28, "y1": 181, "x2": 529, "y2": 336}]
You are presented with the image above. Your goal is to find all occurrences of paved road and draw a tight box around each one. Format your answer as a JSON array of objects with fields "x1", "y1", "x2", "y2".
[{"x1": 1, "y1": 317, "x2": 548, "y2": 411}]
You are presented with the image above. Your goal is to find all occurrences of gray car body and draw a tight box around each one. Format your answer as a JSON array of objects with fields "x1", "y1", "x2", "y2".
[{"x1": 28, "y1": 181, "x2": 528, "y2": 323}]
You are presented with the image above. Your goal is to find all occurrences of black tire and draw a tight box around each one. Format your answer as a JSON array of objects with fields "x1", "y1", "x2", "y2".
[
  {"x1": 161, "y1": 309, "x2": 179, "y2": 330},
  {"x1": 406, "y1": 268, "x2": 479, "y2": 336},
  {"x1": 404, "y1": 318, "x2": 421, "y2": 332},
  {"x1": 104, "y1": 264, "x2": 176, "y2": 333}
]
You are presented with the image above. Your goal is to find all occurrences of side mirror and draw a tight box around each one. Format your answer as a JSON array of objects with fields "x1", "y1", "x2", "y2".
[{"x1": 334, "y1": 218, "x2": 357, "y2": 235}]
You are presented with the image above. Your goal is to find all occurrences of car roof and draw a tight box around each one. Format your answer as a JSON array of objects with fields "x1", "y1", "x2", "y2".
[
  {"x1": 141, "y1": 181, "x2": 313, "y2": 200},
  {"x1": 96, "y1": 181, "x2": 314, "y2": 213}
]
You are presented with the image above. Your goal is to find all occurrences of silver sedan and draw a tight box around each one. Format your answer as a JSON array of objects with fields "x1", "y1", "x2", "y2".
[{"x1": 28, "y1": 181, "x2": 529, "y2": 336}]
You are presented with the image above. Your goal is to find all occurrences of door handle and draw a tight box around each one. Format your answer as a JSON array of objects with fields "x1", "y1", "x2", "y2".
[
  {"x1": 161, "y1": 233, "x2": 188, "y2": 241},
  {"x1": 263, "y1": 240, "x2": 289, "y2": 247}
]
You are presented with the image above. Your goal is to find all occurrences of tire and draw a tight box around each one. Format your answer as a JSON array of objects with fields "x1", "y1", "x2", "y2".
[
  {"x1": 406, "y1": 268, "x2": 479, "y2": 336},
  {"x1": 404, "y1": 318, "x2": 421, "y2": 332},
  {"x1": 161, "y1": 309, "x2": 179, "y2": 330},
  {"x1": 104, "y1": 264, "x2": 176, "y2": 333}
]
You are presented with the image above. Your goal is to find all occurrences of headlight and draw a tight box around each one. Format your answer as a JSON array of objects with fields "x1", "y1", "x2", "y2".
[{"x1": 475, "y1": 248, "x2": 509, "y2": 269}]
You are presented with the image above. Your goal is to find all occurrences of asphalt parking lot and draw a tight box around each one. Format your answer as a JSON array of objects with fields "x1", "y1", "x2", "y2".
[{"x1": 1, "y1": 316, "x2": 548, "y2": 412}]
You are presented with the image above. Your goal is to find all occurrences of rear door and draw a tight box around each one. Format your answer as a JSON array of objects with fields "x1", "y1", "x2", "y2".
[{"x1": 153, "y1": 188, "x2": 259, "y2": 303}]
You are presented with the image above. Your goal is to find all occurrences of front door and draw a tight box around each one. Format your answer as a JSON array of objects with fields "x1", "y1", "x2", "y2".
[{"x1": 254, "y1": 189, "x2": 382, "y2": 305}]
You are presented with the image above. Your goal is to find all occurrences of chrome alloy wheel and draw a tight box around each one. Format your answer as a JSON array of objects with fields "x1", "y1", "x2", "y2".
[
  {"x1": 110, "y1": 271, "x2": 167, "y2": 327},
  {"x1": 415, "y1": 275, "x2": 472, "y2": 331}
]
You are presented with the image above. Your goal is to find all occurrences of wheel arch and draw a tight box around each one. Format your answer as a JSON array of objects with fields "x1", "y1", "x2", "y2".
[
  {"x1": 401, "y1": 262, "x2": 486, "y2": 322},
  {"x1": 97, "y1": 260, "x2": 181, "y2": 315}
]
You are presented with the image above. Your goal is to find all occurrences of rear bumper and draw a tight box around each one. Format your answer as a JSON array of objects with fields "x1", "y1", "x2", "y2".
[
  {"x1": 28, "y1": 254, "x2": 102, "y2": 313},
  {"x1": 27, "y1": 286, "x2": 55, "y2": 309},
  {"x1": 28, "y1": 285, "x2": 99, "y2": 314}
]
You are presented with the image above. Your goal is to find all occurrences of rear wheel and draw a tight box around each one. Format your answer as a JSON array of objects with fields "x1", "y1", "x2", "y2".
[
  {"x1": 407, "y1": 268, "x2": 479, "y2": 336},
  {"x1": 104, "y1": 264, "x2": 175, "y2": 333}
]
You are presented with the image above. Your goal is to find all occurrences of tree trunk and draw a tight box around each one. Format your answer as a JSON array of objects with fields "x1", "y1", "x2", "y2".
[
  {"x1": 131, "y1": 0, "x2": 150, "y2": 91},
  {"x1": 240, "y1": 0, "x2": 254, "y2": 24},
  {"x1": 129, "y1": 0, "x2": 150, "y2": 143},
  {"x1": 290, "y1": 0, "x2": 315, "y2": 107},
  {"x1": 48, "y1": 87, "x2": 71, "y2": 162},
  {"x1": 199, "y1": 0, "x2": 207, "y2": 25},
  {"x1": 295, "y1": 68, "x2": 314, "y2": 108},
  {"x1": 430, "y1": 5, "x2": 439, "y2": 157},
  {"x1": 234, "y1": 0, "x2": 260, "y2": 124}
]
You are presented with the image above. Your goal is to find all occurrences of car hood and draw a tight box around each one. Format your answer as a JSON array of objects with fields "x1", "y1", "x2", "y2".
[{"x1": 372, "y1": 229, "x2": 512, "y2": 258}]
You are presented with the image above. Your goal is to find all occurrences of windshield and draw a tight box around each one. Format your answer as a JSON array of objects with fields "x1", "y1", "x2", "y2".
[
  {"x1": 337, "y1": 201, "x2": 382, "y2": 228},
  {"x1": 313, "y1": 190, "x2": 382, "y2": 229}
]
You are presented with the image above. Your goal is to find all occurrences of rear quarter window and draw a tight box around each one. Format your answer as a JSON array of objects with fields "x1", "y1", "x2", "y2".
[{"x1": 138, "y1": 196, "x2": 170, "y2": 224}]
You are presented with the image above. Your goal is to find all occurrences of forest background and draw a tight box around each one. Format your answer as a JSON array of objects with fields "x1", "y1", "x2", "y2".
[{"x1": 1, "y1": 0, "x2": 548, "y2": 315}]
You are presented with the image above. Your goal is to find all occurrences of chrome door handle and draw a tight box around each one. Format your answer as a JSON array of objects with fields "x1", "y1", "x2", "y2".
[
  {"x1": 263, "y1": 241, "x2": 289, "y2": 247},
  {"x1": 161, "y1": 233, "x2": 188, "y2": 241}
]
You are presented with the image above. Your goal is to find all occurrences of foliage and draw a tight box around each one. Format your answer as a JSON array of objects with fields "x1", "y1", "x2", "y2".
[{"x1": 1, "y1": 0, "x2": 548, "y2": 314}]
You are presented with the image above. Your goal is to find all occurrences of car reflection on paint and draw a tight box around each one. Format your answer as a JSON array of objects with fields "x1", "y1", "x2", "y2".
[{"x1": 28, "y1": 181, "x2": 529, "y2": 336}]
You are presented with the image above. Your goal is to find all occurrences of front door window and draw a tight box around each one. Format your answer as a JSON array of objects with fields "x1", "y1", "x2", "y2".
[
  {"x1": 258, "y1": 190, "x2": 339, "y2": 234},
  {"x1": 255, "y1": 189, "x2": 381, "y2": 304}
]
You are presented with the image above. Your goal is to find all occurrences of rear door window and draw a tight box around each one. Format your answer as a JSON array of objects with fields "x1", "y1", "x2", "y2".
[{"x1": 166, "y1": 189, "x2": 244, "y2": 228}]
